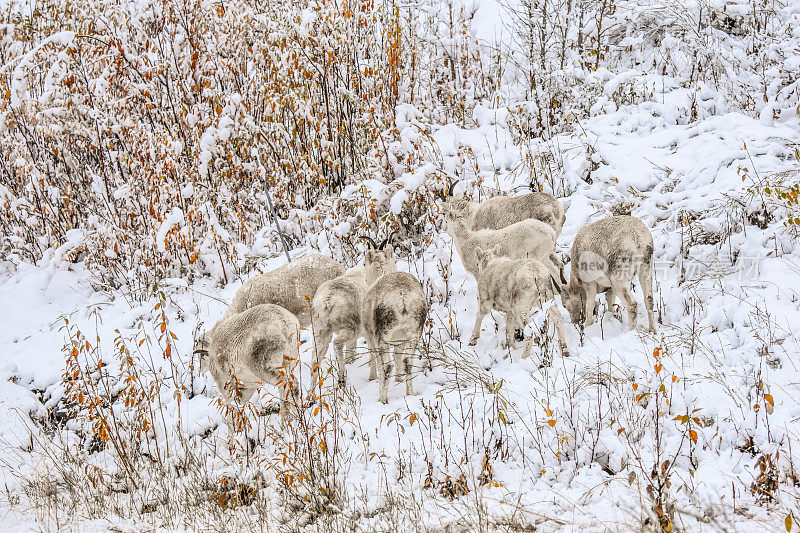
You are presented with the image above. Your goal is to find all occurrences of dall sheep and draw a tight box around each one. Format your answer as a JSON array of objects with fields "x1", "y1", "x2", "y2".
[
  {"x1": 362, "y1": 272, "x2": 428, "y2": 404},
  {"x1": 194, "y1": 304, "x2": 300, "y2": 430},
  {"x1": 559, "y1": 215, "x2": 656, "y2": 332},
  {"x1": 227, "y1": 254, "x2": 345, "y2": 326},
  {"x1": 470, "y1": 247, "x2": 568, "y2": 363},
  {"x1": 445, "y1": 192, "x2": 565, "y2": 235},
  {"x1": 443, "y1": 210, "x2": 564, "y2": 283},
  {"x1": 311, "y1": 244, "x2": 397, "y2": 386}
]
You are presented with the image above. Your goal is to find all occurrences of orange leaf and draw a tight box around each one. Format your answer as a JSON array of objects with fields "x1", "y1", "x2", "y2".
[
  {"x1": 765, "y1": 394, "x2": 774, "y2": 406},
  {"x1": 547, "y1": 419, "x2": 556, "y2": 427},
  {"x1": 689, "y1": 429, "x2": 698, "y2": 444},
  {"x1": 654, "y1": 363, "x2": 663, "y2": 373},
  {"x1": 786, "y1": 513, "x2": 792, "y2": 532}
]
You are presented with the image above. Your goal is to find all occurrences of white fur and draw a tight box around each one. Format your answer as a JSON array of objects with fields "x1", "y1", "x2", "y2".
[
  {"x1": 195, "y1": 304, "x2": 300, "y2": 430},
  {"x1": 444, "y1": 211, "x2": 563, "y2": 282},
  {"x1": 361, "y1": 271, "x2": 428, "y2": 404},
  {"x1": 470, "y1": 248, "x2": 568, "y2": 364},
  {"x1": 445, "y1": 192, "x2": 565, "y2": 235},
  {"x1": 227, "y1": 254, "x2": 345, "y2": 326},
  {"x1": 311, "y1": 247, "x2": 397, "y2": 386},
  {"x1": 560, "y1": 215, "x2": 656, "y2": 332}
]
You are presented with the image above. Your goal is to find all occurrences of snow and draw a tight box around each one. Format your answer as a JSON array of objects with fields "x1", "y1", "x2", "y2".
[{"x1": 2, "y1": 0, "x2": 800, "y2": 530}]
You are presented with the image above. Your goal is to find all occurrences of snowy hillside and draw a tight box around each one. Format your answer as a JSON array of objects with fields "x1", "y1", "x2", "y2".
[{"x1": 1, "y1": 0, "x2": 800, "y2": 530}]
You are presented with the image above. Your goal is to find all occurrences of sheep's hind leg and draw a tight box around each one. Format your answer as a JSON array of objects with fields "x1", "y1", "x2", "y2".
[
  {"x1": 611, "y1": 279, "x2": 638, "y2": 331},
  {"x1": 366, "y1": 334, "x2": 379, "y2": 381},
  {"x1": 393, "y1": 344, "x2": 404, "y2": 383},
  {"x1": 377, "y1": 343, "x2": 392, "y2": 404},
  {"x1": 401, "y1": 339, "x2": 418, "y2": 396},
  {"x1": 505, "y1": 313, "x2": 520, "y2": 350},
  {"x1": 604, "y1": 288, "x2": 621, "y2": 321},
  {"x1": 312, "y1": 328, "x2": 333, "y2": 390},
  {"x1": 333, "y1": 329, "x2": 355, "y2": 386}
]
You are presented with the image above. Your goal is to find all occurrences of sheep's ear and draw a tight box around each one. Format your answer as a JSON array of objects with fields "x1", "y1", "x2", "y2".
[
  {"x1": 365, "y1": 249, "x2": 376, "y2": 262},
  {"x1": 475, "y1": 248, "x2": 486, "y2": 264},
  {"x1": 385, "y1": 244, "x2": 394, "y2": 256}
]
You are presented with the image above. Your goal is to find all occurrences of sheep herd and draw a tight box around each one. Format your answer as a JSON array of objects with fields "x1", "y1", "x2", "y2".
[{"x1": 194, "y1": 191, "x2": 656, "y2": 426}]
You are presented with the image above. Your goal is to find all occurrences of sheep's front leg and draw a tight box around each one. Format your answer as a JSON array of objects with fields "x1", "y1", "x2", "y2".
[
  {"x1": 582, "y1": 284, "x2": 598, "y2": 327},
  {"x1": 505, "y1": 313, "x2": 520, "y2": 350},
  {"x1": 468, "y1": 299, "x2": 491, "y2": 346},
  {"x1": 548, "y1": 305, "x2": 569, "y2": 357},
  {"x1": 638, "y1": 262, "x2": 656, "y2": 332},
  {"x1": 377, "y1": 342, "x2": 392, "y2": 404},
  {"x1": 280, "y1": 376, "x2": 299, "y2": 427}
]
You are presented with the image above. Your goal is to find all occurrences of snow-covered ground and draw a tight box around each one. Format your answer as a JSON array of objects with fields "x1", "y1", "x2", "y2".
[{"x1": 2, "y1": 0, "x2": 800, "y2": 530}]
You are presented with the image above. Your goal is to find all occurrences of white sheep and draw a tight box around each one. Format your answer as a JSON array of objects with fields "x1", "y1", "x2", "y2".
[
  {"x1": 227, "y1": 254, "x2": 345, "y2": 326},
  {"x1": 445, "y1": 191, "x2": 565, "y2": 235},
  {"x1": 361, "y1": 271, "x2": 428, "y2": 404},
  {"x1": 311, "y1": 246, "x2": 397, "y2": 386},
  {"x1": 443, "y1": 210, "x2": 564, "y2": 283},
  {"x1": 194, "y1": 304, "x2": 300, "y2": 430},
  {"x1": 559, "y1": 215, "x2": 656, "y2": 332},
  {"x1": 470, "y1": 247, "x2": 568, "y2": 364}
]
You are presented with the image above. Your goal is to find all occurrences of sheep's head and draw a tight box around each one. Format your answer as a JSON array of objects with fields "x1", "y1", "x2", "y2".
[
  {"x1": 559, "y1": 282, "x2": 587, "y2": 326},
  {"x1": 443, "y1": 196, "x2": 470, "y2": 217},
  {"x1": 364, "y1": 245, "x2": 397, "y2": 285},
  {"x1": 474, "y1": 246, "x2": 499, "y2": 276},
  {"x1": 442, "y1": 208, "x2": 467, "y2": 234},
  {"x1": 193, "y1": 332, "x2": 212, "y2": 373}
]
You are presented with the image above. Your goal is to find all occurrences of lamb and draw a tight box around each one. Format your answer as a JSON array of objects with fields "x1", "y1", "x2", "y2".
[
  {"x1": 194, "y1": 304, "x2": 301, "y2": 430},
  {"x1": 227, "y1": 254, "x2": 345, "y2": 326},
  {"x1": 443, "y1": 210, "x2": 564, "y2": 283},
  {"x1": 470, "y1": 247, "x2": 568, "y2": 364},
  {"x1": 361, "y1": 271, "x2": 428, "y2": 404},
  {"x1": 559, "y1": 215, "x2": 656, "y2": 332},
  {"x1": 444, "y1": 191, "x2": 565, "y2": 235},
  {"x1": 311, "y1": 245, "x2": 397, "y2": 386}
]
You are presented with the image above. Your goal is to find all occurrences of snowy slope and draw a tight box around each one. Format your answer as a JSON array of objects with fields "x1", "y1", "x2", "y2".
[{"x1": 2, "y1": 0, "x2": 800, "y2": 530}]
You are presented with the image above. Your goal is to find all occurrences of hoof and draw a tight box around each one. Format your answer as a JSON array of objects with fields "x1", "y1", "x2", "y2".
[
  {"x1": 468, "y1": 338, "x2": 478, "y2": 346},
  {"x1": 514, "y1": 328, "x2": 524, "y2": 342}
]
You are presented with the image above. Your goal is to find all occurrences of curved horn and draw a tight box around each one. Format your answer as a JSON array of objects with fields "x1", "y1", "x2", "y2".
[
  {"x1": 378, "y1": 229, "x2": 398, "y2": 250},
  {"x1": 446, "y1": 178, "x2": 457, "y2": 197},
  {"x1": 359, "y1": 235, "x2": 378, "y2": 249}
]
